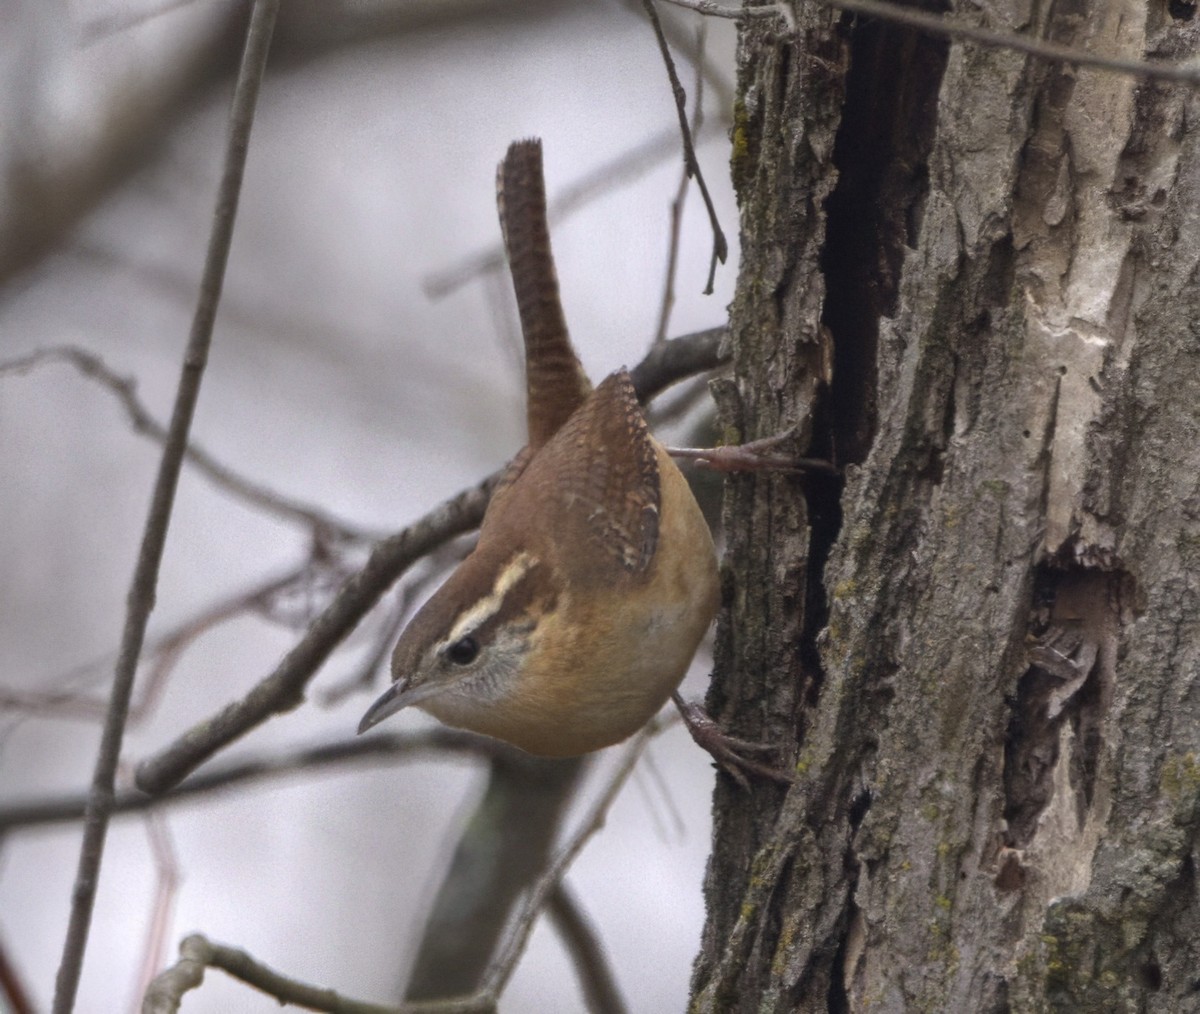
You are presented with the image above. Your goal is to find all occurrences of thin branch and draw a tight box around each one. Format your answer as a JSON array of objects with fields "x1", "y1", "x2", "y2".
[
  {"x1": 825, "y1": 0, "x2": 1200, "y2": 82},
  {"x1": 131, "y1": 813, "x2": 181, "y2": 1014},
  {"x1": 478, "y1": 728, "x2": 655, "y2": 1001},
  {"x1": 142, "y1": 728, "x2": 657, "y2": 1013},
  {"x1": 631, "y1": 736, "x2": 689, "y2": 842},
  {"x1": 629, "y1": 325, "x2": 728, "y2": 397},
  {"x1": 315, "y1": 585, "x2": 415, "y2": 707},
  {"x1": 667, "y1": 445, "x2": 841, "y2": 474},
  {"x1": 2, "y1": 326, "x2": 722, "y2": 765},
  {"x1": 407, "y1": 754, "x2": 588, "y2": 1000},
  {"x1": 662, "y1": 0, "x2": 792, "y2": 20},
  {"x1": 644, "y1": 372, "x2": 715, "y2": 431},
  {"x1": 662, "y1": 0, "x2": 1200, "y2": 85},
  {"x1": 423, "y1": 125, "x2": 726, "y2": 302},
  {"x1": 657, "y1": 0, "x2": 787, "y2": 19},
  {"x1": 140, "y1": 935, "x2": 206, "y2": 1014},
  {"x1": 547, "y1": 883, "x2": 629, "y2": 1014},
  {"x1": 653, "y1": 24, "x2": 708, "y2": 344},
  {"x1": 133, "y1": 474, "x2": 494, "y2": 795},
  {"x1": 620, "y1": 0, "x2": 738, "y2": 109},
  {"x1": 132, "y1": 326, "x2": 727, "y2": 796},
  {"x1": 0, "y1": 561, "x2": 315, "y2": 732},
  {"x1": 0, "y1": 731, "x2": 500, "y2": 833},
  {"x1": 143, "y1": 933, "x2": 480, "y2": 1014},
  {"x1": 641, "y1": 0, "x2": 728, "y2": 294},
  {"x1": 0, "y1": 347, "x2": 382, "y2": 543},
  {"x1": 51, "y1": 5, "x2": 281, "y2": 1011}
]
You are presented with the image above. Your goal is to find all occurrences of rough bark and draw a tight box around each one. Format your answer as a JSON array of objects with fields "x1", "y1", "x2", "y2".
[{"x1": 693, "y1": 3, "x2": 1200, "y2": 1012}]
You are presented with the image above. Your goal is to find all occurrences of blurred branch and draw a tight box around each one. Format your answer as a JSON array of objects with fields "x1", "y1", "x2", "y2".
[
  {"x1": 143, "y1": 726, "x2": 654, "y2": 1013},
  {"x1": 316, "y1": 583, "x2": 420, "y2": 706},
  {"x1": 477, "y1": 728, "x2": 654, "y2": 1001},
  {"x1": 0, "y1": 730, "x2": 501, "y2": 832},
  {"x1": 1, "y1": 8, "x2": 247, "y2": 288},
  {"x1": 133, "y1": 326, "x2": 727, "y2": 797},
  {"x1": 317, "y1": 539, "x2": 472, "y2": 707},
  {"x1": 4, "y1": 0, "x2": 578, "y2": 293},
  {"x1": 80, "y1": 0, "x2": 203, "y2": 43},
  {"x1": 0, "y1": 558, "x2": 326, "y2": 731},
  {"x1": 407, "y1": 754, "x2": 588, "y2": 1001},
  {"x1": 547, "y1": 883, "x2": 629, "y2": 1014},
  {"x1": 52, "y1": 6, "x2": 281, "y2": 1011},
  {"x1": 269, "y1": 0, "x2": 575, "y2": 60},
  {"x1": 0, "y1": 938, "x2": 34, "y2": 1014},
  {"x1": 0, "y1": 347, "x2": 383, "y2": 543}
]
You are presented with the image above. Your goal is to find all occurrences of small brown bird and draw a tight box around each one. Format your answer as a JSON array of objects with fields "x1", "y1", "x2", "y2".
[{"x1": 358, "y1": 139, "x2": 719, "y2": 756}]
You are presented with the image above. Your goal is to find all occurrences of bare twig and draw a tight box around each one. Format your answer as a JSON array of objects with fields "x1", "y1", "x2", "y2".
[
  {"x1": 631, "y1": 736, "x2": 689, "y2": 842},
  {"x1": 0, "y1": 730, "x2": 500, "y2": 833},
  {"x1": 825, "y1": 0, "x2": 1200, "y2": 83},
  {"x1": 132, "y1": 327, "x2": 727, "y2": 796},
  {"x1": 644, "y1": 373, "x2": 716, "y2": 432},
  {"x1": 316, "y1": 538, "x2": 472, "y2": 707},
  {"x1": 131, "y1": 814, "x2": 181, "y2": 1014},
  {"x1": 478, "y1": 729, "x2": 655, "y2": 1000},
  {"x1": 133, "y1": 474, "x2": 494, "y2": 796},
  {"x1": 0, "y1": 560, "x2": 319, "y2": 734},
  {"x1": 547, "y1": 883, "x2": 629, "y2": 1014},
  {"x1": 0, "y1": 347, "x2": 382, "y2": 543},
  {"x1": 654, "y1": 24, "x2": 708, "y2": 344},
  {"x1": 622, "y1": 0, "x2": 738, "y2": 103},
  {"x1": 407, "y1": 754, "x2": 588, "y2": 1000},
  {"x1": 667, "y1": 445, "x2": 841, "y2": 474},
  {"x1": 51, "y1": 6, "x2": 281, "y2": 1011},
  {"x1": 1, "y1": 10, "x2": 246, "y2": 288},
  {"x1": 641, "y1": 0, "x2": 728, "y2": 294},
  {"x1": 142, "y1": 728, "x2": 657, "y2": 1012},
  {"x1": 143, "y1": 933, "x2": 478, "y2": 1014},
  {"x1": 657, "y1": 0, "x2": 788, "y2": 19},
  {"x1": 316, "y1": 587, "x2": 414, "y2": 707},
  {"x1": 423, "y1": 125, "x2": 725, "y2": 302},
  {"x1": 662, "y1": 0, "x2": 1200, "y2": 85},
  {"x1": 629, "y1": 325, "x2": 728, "y2": 397}
]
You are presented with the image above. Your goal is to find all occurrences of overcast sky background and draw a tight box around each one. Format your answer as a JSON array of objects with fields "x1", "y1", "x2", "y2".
[{"x1": 0, "y1": 2, "x2": 742, "y2": 1011}]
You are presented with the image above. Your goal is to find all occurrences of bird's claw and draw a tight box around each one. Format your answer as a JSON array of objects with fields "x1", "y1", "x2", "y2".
[{"x1": 672, "y1": 693, "x2": 793, "y2": 790}]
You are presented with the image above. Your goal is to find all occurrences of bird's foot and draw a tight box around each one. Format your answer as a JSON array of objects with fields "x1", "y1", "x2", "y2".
[
  {"x1": 672, "y1": 693, "x2": 793, "y2": 790},
  {"x1": 666, "y1": 430, "x2": 838, "y2": 475}
]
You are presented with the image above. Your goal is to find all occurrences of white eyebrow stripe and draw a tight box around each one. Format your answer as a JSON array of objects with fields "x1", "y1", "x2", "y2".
[{"x1": 441, "y1": 552, "x2": 537, "y2": 649}]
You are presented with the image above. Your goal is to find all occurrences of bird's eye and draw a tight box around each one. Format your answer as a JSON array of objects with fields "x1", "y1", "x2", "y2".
[{"x1": 446, "y1": 635, "x2": 479, "y2": 666}]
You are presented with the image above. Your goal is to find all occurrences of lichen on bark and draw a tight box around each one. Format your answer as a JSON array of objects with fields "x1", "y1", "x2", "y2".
[{"x1": 692, "y1": 2, "x2": 1200, "y2": 1011}]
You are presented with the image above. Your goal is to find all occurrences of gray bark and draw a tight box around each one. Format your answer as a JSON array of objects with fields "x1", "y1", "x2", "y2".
[{"x1": 693, "y1": 3, "x2": 1200, "y2": 1011}]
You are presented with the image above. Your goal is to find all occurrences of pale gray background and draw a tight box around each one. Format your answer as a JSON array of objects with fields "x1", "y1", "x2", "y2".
[{"x1": 0, "y1": 1, "x2": 740, "y2": 1011}]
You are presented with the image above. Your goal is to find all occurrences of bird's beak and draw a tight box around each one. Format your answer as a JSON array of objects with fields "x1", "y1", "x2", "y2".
[{"x1": 357, "y1": 678, "x2": 442, "y2": 734}]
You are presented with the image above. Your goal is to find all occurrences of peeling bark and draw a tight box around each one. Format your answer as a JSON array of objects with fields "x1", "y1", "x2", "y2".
[{"x1": 692, "y1": 2, "x2": 1200, "y2": 1011}]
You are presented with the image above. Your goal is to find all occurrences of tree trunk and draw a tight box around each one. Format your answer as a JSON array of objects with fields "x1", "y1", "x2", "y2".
[{"x1": 693, "y1": 4, "x2": 1200, "y2": 1011}]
